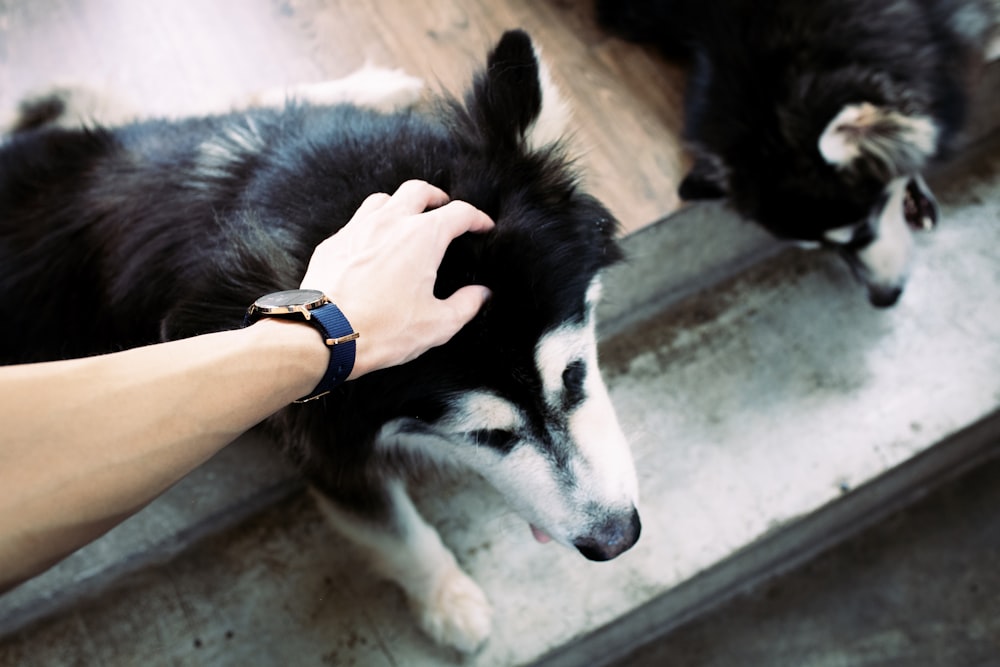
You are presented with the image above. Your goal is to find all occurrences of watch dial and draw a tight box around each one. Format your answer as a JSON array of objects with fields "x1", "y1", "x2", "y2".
[{"x1": 256, "y1": 289, "x2": 326, "y2": 309}]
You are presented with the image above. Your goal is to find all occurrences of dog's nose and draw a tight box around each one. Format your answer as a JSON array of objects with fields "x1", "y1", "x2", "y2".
[
  {"x1": 573, "y1": 507, "x2": 641, "y2": 561},
  {"x1": 868, "y1": 285, "x2": 903, "y2": 308}
]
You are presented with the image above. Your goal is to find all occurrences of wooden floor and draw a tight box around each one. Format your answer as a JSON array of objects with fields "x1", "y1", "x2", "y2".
[{"x1": 0, "y1": 0, "x2": 688, "y2": 233}]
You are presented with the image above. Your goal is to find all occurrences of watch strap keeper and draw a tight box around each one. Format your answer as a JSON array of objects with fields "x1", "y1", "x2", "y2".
[{"x1": 295, "y1": 302, "x2": 358, "y2": 402}]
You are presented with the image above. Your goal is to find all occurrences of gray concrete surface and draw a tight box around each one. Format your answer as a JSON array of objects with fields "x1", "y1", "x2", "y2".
[
  {"x1": 2, "y1": 135, "x2": 998, "y2": 667},
  {"x1": 609, "y1": 447, "x2": 1000, "y2": 667},
  {"x1": 0, "y1": 433, "x2": 299, "y2": 639}
]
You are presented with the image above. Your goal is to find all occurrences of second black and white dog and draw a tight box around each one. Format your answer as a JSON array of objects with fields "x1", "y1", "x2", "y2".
[
  {"x1": 0, "y1": 31, "x2": 640, "y2": 653},
  {"x1": 599, "y1": 0, "x2": 996, "y2": 306}
]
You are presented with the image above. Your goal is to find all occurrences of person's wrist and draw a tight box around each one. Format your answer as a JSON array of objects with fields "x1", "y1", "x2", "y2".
[{"x1": 246, "y1": 318, "x2": 329, "y2": 400}]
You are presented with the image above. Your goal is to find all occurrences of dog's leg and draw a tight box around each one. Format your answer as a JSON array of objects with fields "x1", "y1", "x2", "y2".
[
  {"x1": 309, "y1": 479, "x2": 492, "y2": 654},
  {"x1": 678, "y1": 152, "x2": 729, "y2": 201},
  {"x1": 245, "y1": 64, "x2": 424, "y2": 113}
]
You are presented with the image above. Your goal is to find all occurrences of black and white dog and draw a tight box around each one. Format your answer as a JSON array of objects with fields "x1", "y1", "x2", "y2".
[
  {"x1": 0, "y1": 31, "x2": 640, "y2": 653},
  {"x1": 598, "y1": 0, "x2": 996, "y2": 306}
]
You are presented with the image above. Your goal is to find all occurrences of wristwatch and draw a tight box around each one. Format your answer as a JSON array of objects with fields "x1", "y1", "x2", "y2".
[{"x1": 244, "y1": 289, "x2": 359, "y2": 402}]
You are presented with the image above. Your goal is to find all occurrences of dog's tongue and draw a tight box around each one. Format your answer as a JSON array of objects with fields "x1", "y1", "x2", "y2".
[{"x1": 530, "y1": 524, "x2": 552, "y2": 544}]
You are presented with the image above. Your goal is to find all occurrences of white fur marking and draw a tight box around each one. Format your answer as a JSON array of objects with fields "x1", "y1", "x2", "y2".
[
  {"x1": 310, "y1": 484, "x2": 491, "y2": 653},
  {"x1": 374, "y1": 279, "x2": 638, "y2": 551},
  {"x1": 819, "y1": 105, "x2": 867, "y2": 166},
  {"x1": 191, "y1": 118, "x2": 267, "y2": 186},
  {"x1": 528, "y1": 276, "x2": 639, "y2": 535},
  {"x1": 525, "y1": 45, "x2": 572, "y2": 151},
  {"x1": 536, "y1": 323, "x2": 591, "y2": 400},
  {"x1": 585, "y1": 278, "x2": 603, "y2": 309},
  {"x1": 823, "y1": 225, "x2": 857, "y2": 245},
  {"x1": 819, "y1": 103, "x2": 938, "y2": 171},
  {"x1": 443, "y1": 392, "x2": 524, "y2": 435},
  {"x1": 856, "y1": 178, "x2": 914, "y2": 289}
]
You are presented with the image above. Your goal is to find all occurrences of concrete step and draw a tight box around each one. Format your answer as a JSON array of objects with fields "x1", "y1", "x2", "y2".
[
  {"x1": 535, "y1": 150, "x2": 1000, "y2": 666},
  {"x1": 1, "y1": 45, "x2": 998, "y2": 667},
  {"x1": 599, "y1": 437, "x2": 1000, "y2": 667}
]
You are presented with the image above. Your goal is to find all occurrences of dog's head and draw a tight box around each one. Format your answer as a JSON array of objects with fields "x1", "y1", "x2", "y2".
[
  {"x1": 682, "y1": 95, "x2": 943, "y2": 308},
  {"x1": 372, "y1": 31, "x2": 640, "y2": 561},
  {"x1": 816, "y1": 102, "x2": 940, "y2": 307}
]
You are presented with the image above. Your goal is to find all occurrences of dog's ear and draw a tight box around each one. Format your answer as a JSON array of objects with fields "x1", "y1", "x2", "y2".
[
  {"x1": 818, "y1": 102, "x2": 939, "y2": 178},
  {"x1": 466, "y1": 30, "x2": 571, "y2": 152},
  {"x1": 678, "y1": 153, "x2": 729, "y2": 200}
]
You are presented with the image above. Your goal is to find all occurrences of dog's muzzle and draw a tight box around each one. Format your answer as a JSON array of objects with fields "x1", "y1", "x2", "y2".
[{"x1": 572, "y1": 507, "x2": 642, "y2": 561}]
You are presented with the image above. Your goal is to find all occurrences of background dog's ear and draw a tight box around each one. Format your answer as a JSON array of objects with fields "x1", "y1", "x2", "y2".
[
  {"x1": 466, "y1": 29, "x2": 571, "y2": 152},
  {"x1": 818, "y1": 102, "x2": 939, "y2": 178},
  {"x1": 678, "y1": 153, "x2": 729, "y2": 200}
]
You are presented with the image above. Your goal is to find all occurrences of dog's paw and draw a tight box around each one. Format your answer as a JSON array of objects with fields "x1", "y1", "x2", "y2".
[{"x1": 412, "y1": 565, "x2": 492, "y2": 654}]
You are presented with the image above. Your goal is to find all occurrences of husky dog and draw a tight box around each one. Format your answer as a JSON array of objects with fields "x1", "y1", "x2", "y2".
[
  {"x1": 598, "y1": 0, "x2": 996, "y2": 306},
  {"x1": 0, "y1": 31, "x2": 640, "y2": 653}
]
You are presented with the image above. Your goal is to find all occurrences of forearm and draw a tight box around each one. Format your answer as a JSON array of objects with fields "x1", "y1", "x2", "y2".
[
  {"x1": 0, "y1": 319, "x2": 325, "y2": 591},
  {"x1": 0, "y1": 180, "x2": 493, "y2": 592}
]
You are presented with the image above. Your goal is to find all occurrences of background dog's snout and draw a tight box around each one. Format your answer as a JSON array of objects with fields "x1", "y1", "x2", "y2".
[
  {"x1": 573, "y1": 507, "x2": 641, "y2": 561},
  {"x1": 868, "y1": 285, "x2": 903, "y2": 308}
]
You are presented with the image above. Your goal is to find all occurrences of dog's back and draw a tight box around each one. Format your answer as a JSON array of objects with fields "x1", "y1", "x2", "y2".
[{"x1": 0, "y1": 104, "x2": 452, "y2": 361}]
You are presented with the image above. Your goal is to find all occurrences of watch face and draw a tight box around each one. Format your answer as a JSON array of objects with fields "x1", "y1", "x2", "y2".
[{"x1": 254, "y1": 289, "x2": 327, "y2": 311}]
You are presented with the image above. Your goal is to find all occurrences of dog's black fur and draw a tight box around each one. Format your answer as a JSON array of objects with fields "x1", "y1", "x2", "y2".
[
  {"x1": 0, "y1": 34, "x2": 618, "y2": 423},
  {"x1": 0, "y1": 33, "x2": 640, "y2": 648},
  {"x1": 598, "y1": 0, "x2": 995, "y2": 305}
]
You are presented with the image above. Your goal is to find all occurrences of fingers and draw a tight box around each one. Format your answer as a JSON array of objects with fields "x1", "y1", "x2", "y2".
[
  {"x1": 387, "y1": 179, "x2": 451, "y2": 214},
  {"x1": 425, "y1": 199, "x2": 496, "y2": 241},
  {"x1": 349, "y1": 181, "x2": 451, "y2": 224},
  {"x1": 352, "y1": 192, "x2": 392, "y2": 218},
  {"x1": 354, "y1": 181, "x2": 493, "y2": 237},
  {"x1": 438, "y1": 285, "x2": 492, "y2": 340}
]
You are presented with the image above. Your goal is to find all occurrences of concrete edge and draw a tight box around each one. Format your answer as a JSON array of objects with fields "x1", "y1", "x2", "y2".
[
  {"x1": 2, "y1": 477, "x2": 302, "y2": 638},
  {"x1": 530, "y1": 409, "x2": 1000, "y2": 667},
  {"x1": 597, "y1": 203, "x2": 781, "y2": 341},
  {"x1": 0, "y1": 442, "x2": 301, "y2": 639}
]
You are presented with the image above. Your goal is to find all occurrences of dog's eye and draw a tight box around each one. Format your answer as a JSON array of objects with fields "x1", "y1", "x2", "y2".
[
  {"x1": 471, "y1": 429, "x2": 520, "y2": 453},
  {"x1": 562, "y1": 360, "x2": 587, "y2": 411}
]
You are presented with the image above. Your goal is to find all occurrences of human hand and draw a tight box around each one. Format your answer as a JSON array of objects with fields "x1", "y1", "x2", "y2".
[{"x1": 299, "y1": 180, "x2": 494, "y2": 379}]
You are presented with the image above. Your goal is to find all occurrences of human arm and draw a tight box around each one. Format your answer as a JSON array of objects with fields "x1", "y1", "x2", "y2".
[{"x1": 0, "y1": 180, "x2": 493, "y2": 591}]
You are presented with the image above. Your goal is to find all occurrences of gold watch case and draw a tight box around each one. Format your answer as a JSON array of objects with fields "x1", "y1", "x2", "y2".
[{"x1": 248, "y1": 289, "x2": 330, "y2": 321}]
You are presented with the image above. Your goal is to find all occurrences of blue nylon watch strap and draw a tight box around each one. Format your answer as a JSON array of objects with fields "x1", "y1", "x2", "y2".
[{"x1": 296, "y1": 302, "x2": 357, "y2": 402}]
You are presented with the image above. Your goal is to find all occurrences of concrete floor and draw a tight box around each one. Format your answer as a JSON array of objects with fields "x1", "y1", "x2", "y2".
[{"x1": 613, "y1": 449, "x2": 1000, "y2": 667}]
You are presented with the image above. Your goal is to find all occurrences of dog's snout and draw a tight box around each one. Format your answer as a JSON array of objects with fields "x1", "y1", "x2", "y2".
[
  {"x1": 868, "y1": 284, "x2": 903, "y2": 308},
  {"x1": 573, "y1": 507, "x2": 641, "y2": 561}
]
